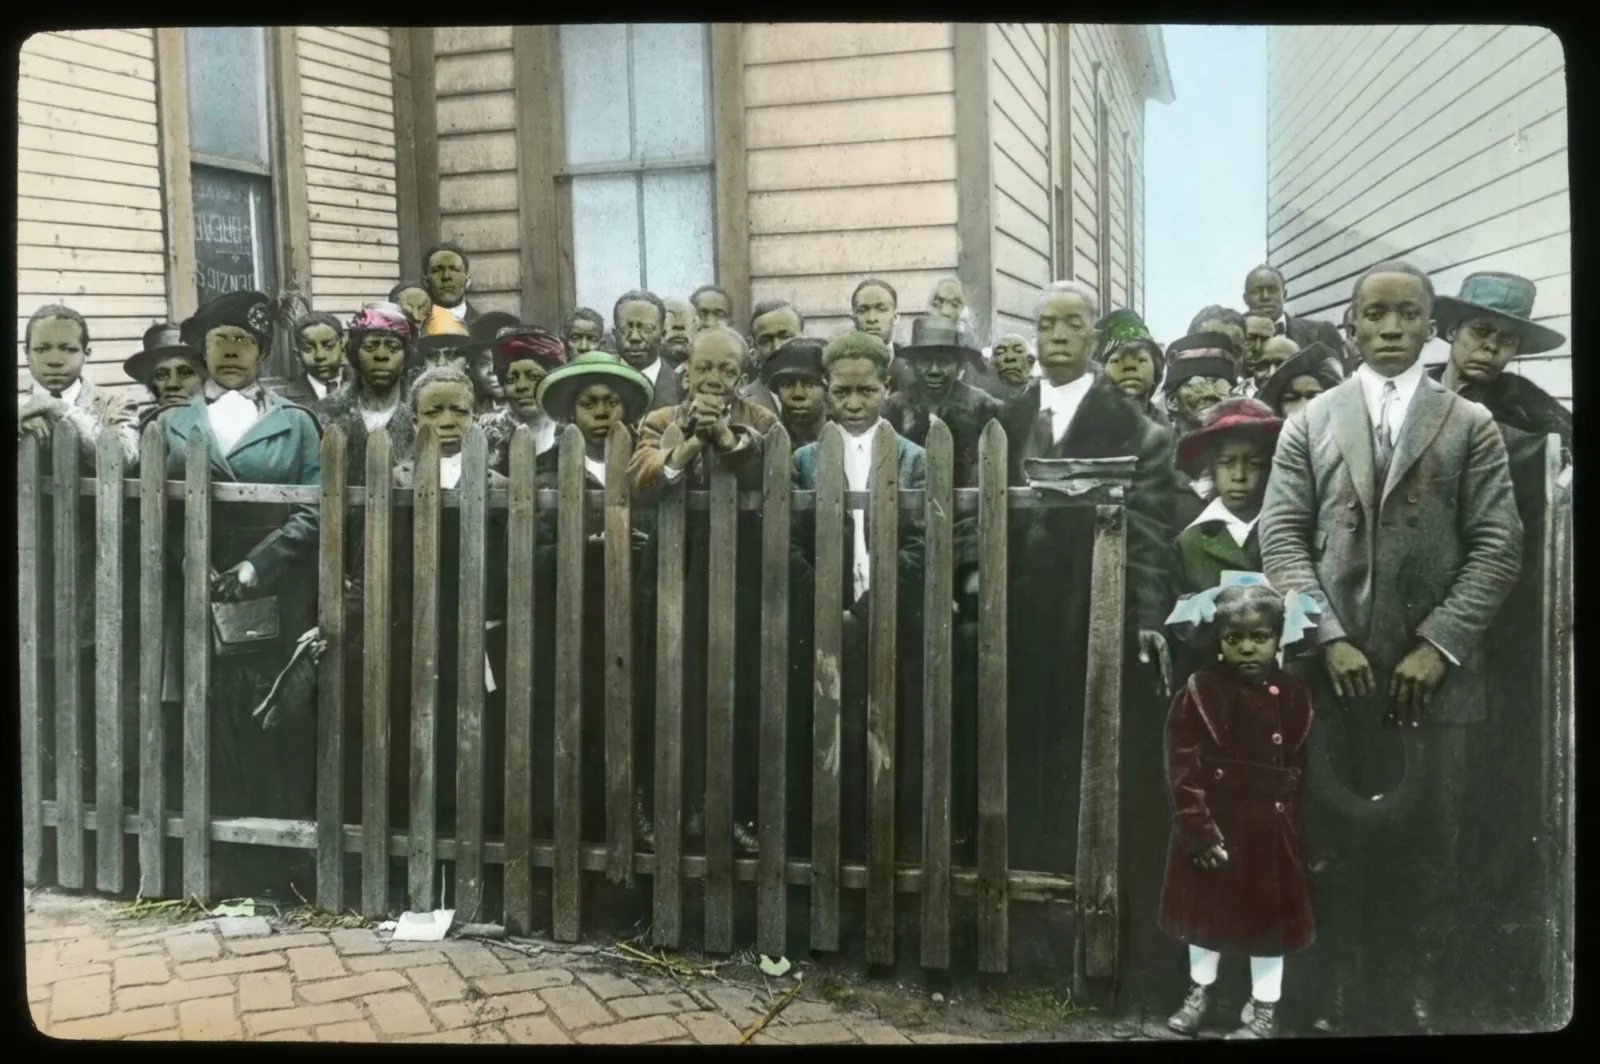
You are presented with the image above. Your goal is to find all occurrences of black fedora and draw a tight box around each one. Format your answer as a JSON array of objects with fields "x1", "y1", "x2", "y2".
[{"x1": 900, "y1": 314, "x2": 986, "y2": 376}]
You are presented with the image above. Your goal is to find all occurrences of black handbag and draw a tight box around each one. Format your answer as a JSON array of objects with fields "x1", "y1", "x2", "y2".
[{"x1": 210, "y1": 596, "x2": 281, "y2": 657}]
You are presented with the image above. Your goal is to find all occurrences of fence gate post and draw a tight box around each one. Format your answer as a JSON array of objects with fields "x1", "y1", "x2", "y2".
[
  {"x1": 316, "y1": 427, "x2": 346, "y2": 912},
  {"x1": 809, "y1": 425, "x2": 845, "y2": 954},
  {"x1": 454, "y1": 425, "x2": 490, "y2": 921},
  {"x1": 652, "y1": 477, "x2": 687, "y2": 949},
  {"x1": 53, "y1": 419, "x2": 85, "y2": 889},
  {"x1": 95, "y1": 427, "x2": 127, "y2": 893},
  {"x1": 975, "y1": 422, "x2": 1009, "y2": 973},
  {"x1": 603, "y1": 425, "x2": 636, "y2": 890},
  {"x1": 408, "y1": 428, "x2": 443, "y2": 911},
  {"x1": 18, "y1": 436, "x2": 44, "y2": 887},
  {"x1": 757, "y1": 424, "x2": 792, "y2": 960},
  {"x1": 137, "y1": 425, "x2": 168, "y2": 898},
  {"x1": 704, "y1": 456, "x2": 737, "y2": 953},
  {"x1": 502, "y1": 428, "x2": 538, "y2": 933},
  {"x1": 920, "y1": 418, "x2": 954, "y2": 971},
  {"x1": 181, "y1": 437, "x2": 212, "y2": 901},
  {"x1": 864, "y1": 421, "x2": 901, "y2": 967},
  {"x1": 361, "y1": 429, "x2": 394, "y2": 918},
  {"x1": 552, "y1": 425, "x2": 586, "y2": 942}
]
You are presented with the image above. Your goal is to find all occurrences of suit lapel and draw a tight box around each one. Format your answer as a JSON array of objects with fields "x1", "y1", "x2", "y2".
[
  {"x1": 177, "y1": 398, "x2": 238, "y2": 481},
  {"x1": 1381, "y1": 377, "x2": 1451, "y2": 506},
  {"x1": 1196, "y1": 524, "x2": 1254, "y2": 571},
  {"x1": 1325, "y1": 381, "x2": 1375, "y2": 514},
  {"x1": 228, "y1": 394, "x2": 295, "y2": 459}
]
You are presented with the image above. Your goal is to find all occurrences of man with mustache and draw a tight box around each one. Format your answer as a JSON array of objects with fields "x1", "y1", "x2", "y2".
[
  {"x1": 424, "y1": 241, "x2": 479, "y2": 326},
  {"x1": 662, "y1": 297, "x2": 698, "y2": 369},
  {"x1": 882, "y1": 314, "x2": 1002, "y2": 488},
  {"x1": 613, "y1": 289, "x2": 683, "y2": 416}
]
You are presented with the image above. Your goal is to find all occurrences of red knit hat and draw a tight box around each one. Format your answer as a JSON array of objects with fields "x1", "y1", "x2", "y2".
[{"x1": 1176, "y1": 397, "x2": 1284, "y2": 475}]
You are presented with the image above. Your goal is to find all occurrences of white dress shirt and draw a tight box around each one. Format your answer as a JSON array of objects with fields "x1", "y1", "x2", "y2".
[
  {"x1": 448, "y1": 301, "x2": 468, "y2": 322},
  {"x1": 639, "y1": 359, "x2": 663, "y2": 387},
  {"x1": 842, "y1": 421, "x2": 883, "y2": 603},
  {"x1": 203, "y1": 380, "x2": 265, "y2": 455},
  {"x1": 585, "y1": 455, "x2": 607, "y2": 486},
  {"x1": 1037, "y1": 373, "x2": 1095, "y2": 445},
  {"x1": 1187, "y1": 496, "x2": 1258, "y2": 549},
  {"x1": 360, "y1": 395, "x2": 401, "y2": 434},
  {"x1": 32, "y1": 377, "x2": 83, "y2": 405},
  {"x1": 439, "y1": 452, "x2": 464, "y2": 489},
  {"x1": 307, "y1": 375, "x2": 331, "y2": 402},
  {"x1": 1355, "y1": 358, "x2": 1426, "y2": 446}
]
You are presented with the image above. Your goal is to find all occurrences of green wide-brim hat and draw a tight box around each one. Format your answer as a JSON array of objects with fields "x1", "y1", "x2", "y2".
[
  {"x1": 122, "y1": 344, "x2": 206, "y2": 386},
  {"x1": 1432, "y1": 271, "x2": 1566, "y2": 355},
  {"x1": 536, "y1": 351, "x2": 654, "y2": 422}
]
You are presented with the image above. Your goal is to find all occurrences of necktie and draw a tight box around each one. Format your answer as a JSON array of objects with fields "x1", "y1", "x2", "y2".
[
  {"x1": 1274, "y1": 320, "x2": 1287, "y2": 336},
  {"x1": 1374, "y1": 381, "x2": 1397, "y2": 475},
  {"x1": 850, "y1": 439, "x2": 871, "y2": 603}
]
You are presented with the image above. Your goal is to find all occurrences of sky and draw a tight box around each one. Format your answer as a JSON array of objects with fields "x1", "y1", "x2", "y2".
[{"x1": 1142, "y1": 24, "x2": 1268, "y2": 346}]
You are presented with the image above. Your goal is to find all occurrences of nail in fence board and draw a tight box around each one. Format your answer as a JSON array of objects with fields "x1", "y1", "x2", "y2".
[
  {"x1": 704, "y1": 457, "x2": 737, "y2": 953},
  {"x1": 809, "y1": 425, "x2": 845, "y2": 953},
  {"x1": 19, "y1": 436, "x2": 44, "y2": 887},
  {"x1": 95, "y1": 427, "x2": 126, "y2": 893},
  {"x1": 502, "y1": 427, "x2": 538, "y2": 933},
  {"x1": 920, "y1": 418, "x2": 954, "y2": 970},
  {"x1": 757, "y1": 424, "x2": 792, "y2": 959},
  {"x1": 361, "y1": 429, "x2": 393, "y2": 917},
  {"x1": 1074, "y1": 501, "x2": 1127, "y2": 990},
  {"x1": 604, "y1": 425, "x2": 635, "y2": 889},
  {"x1": 316, "y1": 427, "x2": 346, "y2": 912},
  {"x1": 137, "y1": 425, "x2": 168, "y2": 898},
  {"x1": 552, "y1": 425, "x2": 585, "y2": 941},
  {"x1": 408, "y1": 428, "x2": 442, "y2": 911},
  {"x1": 865, "y1": 420, "x2": 900, "y2": 967},
  {"x1": 454, "y1": 426, "x2": 489, "y2": 920},
  {"x1": 181, "y1": 437, "x2": 211, "y2": 901},
  {"x1": 652, "y1": 482, "x2": 688, "y2": 948},
  {"x1": 52, "y1": 420, "x2": 85, "y2": 889},
  {"x1": 976, "y1": 422, "x2": 1009, "y2": 973}
]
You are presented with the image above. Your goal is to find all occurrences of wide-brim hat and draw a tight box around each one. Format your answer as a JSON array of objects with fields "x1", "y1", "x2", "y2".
[
  {"x1": 458, "y1": 311, "x2": 523, "y2": 358},
  {"x1": 1258, "y1": 342, "x2": 1345, "y2": 414},
  {"x1": 123, "y1": 344, "x2": 205, "y2": 386},
  {"x1": 536, "y1": 351, "x2": 654, "y2": 423},
  {"x1": 1431, "y1": 271, "x2": 1566, "y2": 354},
  {"x1": 1176, "y1": 397, "x2": 1284, "y2": 475},
  {"x1": 180, "y1": 290, "x2": 274, "y2": 354},
  {"x1": 492, "y1": 326, "x2": 568, "y2": 378},
  {"x1": 760, "y1": 338, "x2": 826, "y2": 388},
  {"x1": 900, "y1": 314, "x2": 981, "y2": 361}
]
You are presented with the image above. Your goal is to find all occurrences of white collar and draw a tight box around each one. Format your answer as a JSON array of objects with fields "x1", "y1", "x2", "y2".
[
  {"x1": 842, "y1": 418, "x2": 886, "y2": 446},
  {"x1": 204, "y1": 379, "x2": 264, "y2": 405},
  {"x1": 1038, "y1": 372, "x2": 1094, "y2": 410},
  {"x1": 639, "y1": 358, "x2": 662, "y2": 384},
  {"x1": 439, "y1": 451, "x2": 464, "y2": 489},
  {"x1": 307, "y1": 375, "x2": 331, "y2": 401},
  {"x1": 447, "y1": 300, "x2": 468, "y2": 321},
  {"x1": 584, "y1": 454, "x2": 608, "y2": 485},
  {"x1": 1356, "y1": 358, "x2": 1426, "y2": 419},
  {"x1": 33, "y1": 377, "x2": 83, "y2": 404},
  {"x1": 1188, "y1": 496, "x2": 1259, "y2": 548}
]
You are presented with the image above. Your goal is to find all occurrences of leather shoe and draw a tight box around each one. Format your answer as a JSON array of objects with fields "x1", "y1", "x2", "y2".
[
  {"x1": 1167, "y1": 982, "x2": 1212, "y2": 1037},
  {"x1": 1312, "y1": 984, "x2": 1345, "y2": 1035},
  {"x1": 1226, "y1": 999, "x2": 1277, "y2": 1039}
]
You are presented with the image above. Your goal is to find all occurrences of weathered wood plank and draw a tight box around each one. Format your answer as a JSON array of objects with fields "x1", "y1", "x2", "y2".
[
  {"x1": 757, "y1": 424, "x2": 793, "y2": 959},
  {"x1": 920, "y1": 418, "x2": 954, "y2": 970},
  {"x1": 703, "y1": 456, "x2": 737, "y2": 954},
  {"x1": 408, "y1": 428, "x2": 442, "y2": 911},
  {"x1": 361, "y1": 429, "x2": 393, "y2": 917},
  {"x1": 1074, "y1": 502, "x2": 1127, "y2": 993},
  {"x1": 809, "y1": 425, "x2": 845, "y2": 952},
  {"x1": 135, "y1": 425, "x2": 165, "y2": 897},
  {"x1": 19, "y1": 437, "x2": 45, "y2": 887},
  {"x1": 313, "y1": 427, "x2": 346, "y2": 911},
  {"x1": 454, "y1": 426, "x2": 489, "y2": 921},
  {"x1": 652, "y1": 482, "x2": 688, "y2": 948},
  {"x1": 502, "y1": 427, "x2": 537, "y2": 933},
  {"x1": 865, "y1": 420, "x2": 901, "y2": 967},
  {"x1": 603, "y1": 425, "x2": 634, "y2": 889},
  {"x1": 552, "y1": 426, "x2": 585, "y2": 942},
  {"x1": 181, "y1": 435, "x2": 211, "y2": 900},
  {"x1": 976, "y1": 421, "x2": 1009, "y2": 973},
  {"x1": 95, "y1": 425, "x2": 126, "y2": 892},
  {"x1": 52, "y1": 420, "x2": 86, "y2": 890}
]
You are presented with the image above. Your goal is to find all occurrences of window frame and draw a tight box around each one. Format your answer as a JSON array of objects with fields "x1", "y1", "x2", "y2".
[{"x1": 1093, "y1": 64, "x2": 1113, "y2": 310}]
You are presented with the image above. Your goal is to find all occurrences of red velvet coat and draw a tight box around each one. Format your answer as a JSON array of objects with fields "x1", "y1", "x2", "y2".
[{"x1": 1158, "y1": 665, "x2": 1316, "y2": 955}]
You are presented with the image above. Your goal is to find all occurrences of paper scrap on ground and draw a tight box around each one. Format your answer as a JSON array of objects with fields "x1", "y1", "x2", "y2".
[
  {"x1": 759, "y1": 954, "x2": 791, "y2": 977},
  {"x1": 376, "y1": 920, "x2": 398, "y2": 932},
  {"x1": 393, "y1": 909, "x2": 455, "y2": 942},
  {"x1": 211, "y1": 900, "x2": 256, "y2": 918}
]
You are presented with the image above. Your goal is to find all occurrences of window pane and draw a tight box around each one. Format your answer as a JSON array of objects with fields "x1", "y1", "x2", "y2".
[
  {"x1": 560, "y1": 24, "x2": 632, "y2": 167},
  {"x1": 632, "y1": 24, "x2": 709, "y2": 161},
  {"x1": 571, "y1": 173, "x2": 642, "y2": 316},
  {"x1": 186, "y1": 27, "x2": 271, "y2": 166},
  {"x1": 192, "y1": 165, "x2": 277, "y2": 305},
  {"x1": 641, "y1": 169, "x2": 713, "y2": 302}
]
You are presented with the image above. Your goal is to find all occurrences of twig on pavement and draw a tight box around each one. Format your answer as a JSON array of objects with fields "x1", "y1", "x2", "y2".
[{"x1": 739, "y1": 978, "x2": 803, "y2": 1045}]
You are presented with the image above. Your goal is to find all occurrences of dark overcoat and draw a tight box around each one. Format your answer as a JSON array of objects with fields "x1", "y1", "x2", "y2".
[{"x1": 883, "y1": 379, "x2": 1003, "y2": 488}]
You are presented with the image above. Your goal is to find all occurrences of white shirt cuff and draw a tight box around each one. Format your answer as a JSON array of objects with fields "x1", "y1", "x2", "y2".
[
  {"x1": 1422, "y1": 635, "x2": 1460, "y2": 668},
  {"x1": 237, "y1": 560, "x2": 258, "y2": 586},
  {"x1": 661, "y1": 461, "x2": 686, "y2": 484}
]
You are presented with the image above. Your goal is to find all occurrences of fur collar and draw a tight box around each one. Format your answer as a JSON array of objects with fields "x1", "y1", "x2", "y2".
[{"x1": 1006, "y1": 372, "x2": 1149, "y2": 457}]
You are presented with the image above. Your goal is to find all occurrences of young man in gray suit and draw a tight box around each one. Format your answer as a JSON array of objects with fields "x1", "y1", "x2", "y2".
[{"x1": 1259, "y1": 261, "x2": 1523, "y2": 1034}]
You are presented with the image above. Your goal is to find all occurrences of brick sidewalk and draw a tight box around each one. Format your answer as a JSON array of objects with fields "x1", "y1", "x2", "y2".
[{"x1": 25, "y1": 890, "x2": 997, "y2": 1045}]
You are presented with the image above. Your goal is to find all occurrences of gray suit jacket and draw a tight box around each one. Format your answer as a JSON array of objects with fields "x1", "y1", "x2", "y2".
[{"x1": 1259, "y1": 374, "x2": 1523, "y2": 723}]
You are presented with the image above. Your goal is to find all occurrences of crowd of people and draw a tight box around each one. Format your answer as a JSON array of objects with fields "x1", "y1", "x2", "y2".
[{"x1": 18, "y1": 239, "x2": 1573, "y2": 1038}]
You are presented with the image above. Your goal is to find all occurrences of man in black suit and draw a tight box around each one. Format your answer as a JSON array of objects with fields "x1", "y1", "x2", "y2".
[
  {"x1": 1244, "y1": 263, "x2": 1356, "y2": 371},
  {"x1": 612, "y1": 289, "x2": 683, "y2": 416}
]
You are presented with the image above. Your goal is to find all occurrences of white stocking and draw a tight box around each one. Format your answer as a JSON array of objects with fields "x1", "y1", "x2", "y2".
[
  {"x1": 1250, "y1": 955, "x2": 1284, "y2": 1003},
  {"x1": 1188, "y1": 945, "x2": 1221, "y2": 986}
]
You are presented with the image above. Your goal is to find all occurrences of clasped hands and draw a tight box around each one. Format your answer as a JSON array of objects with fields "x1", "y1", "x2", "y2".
[
  {"x1": 1323, "y1": 637, "x2": 1448, "y2": 727},
  {"x1": 17, "y1": 395, "x2": 67, "y2": 442},
  {"x1": 210, "y1": 561, "x2": 260, "y2": 602},
  {"x1": 682, "y1": 394, "x2": 738, "y2": 453}
]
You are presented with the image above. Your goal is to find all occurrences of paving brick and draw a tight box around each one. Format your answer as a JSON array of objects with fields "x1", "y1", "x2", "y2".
[
  {"x1": 56, "y1": 936, "x2": 112, "y2": 965},
  {"x1": 778, "y1": 1021, "x2": 858, "y2": 1044},
  {"x1": 365, "y1": 990, "x2": 437, "y2": 1036},
  {"x1": 346, "y1": 949, "x2": 446, "y2": 972},
  {"x1": 577, "y1": 971, "x2": 644, "y2": 1000},
  {"x1": 126, "y1": 1029, "x2": 181, "y2": 1041},
  {"x1": 706, "y1": 986, "x2": 766, "y2": 1025},
  {"x1": 298, "y1": 970, "x2": 409, "y2": 1004},
  {"x1": 165, "y1": 934, "x2": 222, "y2": 964},
  {"x1": 174, "y1": 952, "x2": 287, "y2": 981},
  {"x1": 52, "y1": 1004, "x2": 178, "y2": 1041},
  {"x1": 27, "y1": 923, "x2": 96, "y2": 943},
  {"x1": 30, "y1": 962, "x2": 111, "y2": 988},
  {"x1": 538, "y1": 985, "x2": 611, "y2": 1030},
  {"x1": 178, "y1": 996, "x2": 242, "y2": 1040},
  {"x1": 779, "y1": 1000, "x2": 842, "y2": 1025},
  {"x1": 259, "y1": 1029, "x2": 313, "y2": 1041},
  {"x1": 238, "y1": 971, "x2": 294, "y2": 1012},
  {"x1": 841, "y1": 1017, "x2": 913, "y2": 1045},
  {"x1": 910, "y1": 1032, "x2": 992, "y2": 1044},
  {"x1": 217, "y1": 917, "x2": 273, "y2": 939},
  {"x1": 114, "y1": 952, "x2": 170, "y2": 988},
  {"x1": 474, "y1": 992, "x2": 547, "y2": 1019},
  {"x1": 328, "y1": 929, "x2": 384, "y2": 955},
  {"x1": 287, "y1": 945, "x2": 348, "y2": 981},
  {"x1": 679, "y1": 1010, "x2": 744, "y2": 1045},
  {"x1": 577, "y1": 1015, "x2": 689, "y2": 1044},
  {"x1": 405, "y1": 1025, "x2": 510, "y2": 1044},
  {"x1": 442, "y1": 942, "x2": 507, "y2": 978},
  {"x1": 474, "y1": 968, "x2": 574, "y2": 995},
  {"x1": 52, "y1": 972, "x2": 112, "y2": 1022},
  {"x1": 229, "y1": 931, "x2": 328, "y2": 956},
  {"x1": 118, "y1": 976, "x2": 234, "y2": 1010},
  {"x1": 246, "y1": 1002, "x2": 363, "y2": 1036},
  {"x1": 501, "y1": 1015, "x2": 572, "y2": 1044},
  {"x1": 407, "y1": 963, "x2": 468, "y2": 1003},
  {"x1": 316, "y1": 1020, "x2": 379, "y2": 1042},
  {"x1": 610, "y1": 992, "x2": 700, "y2": 1019}
]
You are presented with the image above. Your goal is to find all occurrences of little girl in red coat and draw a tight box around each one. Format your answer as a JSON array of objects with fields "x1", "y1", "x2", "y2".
[{"x1": 1160, "y1": 573, "x2": 1320, "y2": 1039}]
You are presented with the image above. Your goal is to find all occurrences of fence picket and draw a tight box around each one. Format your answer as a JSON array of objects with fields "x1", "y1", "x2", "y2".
[
  {"x1": 361, "y1": 429, "x2": 393, "y2": 917},
  {"x1": 865, "y1": 420, "x2": 900, "y2": 967},
  {"x1": 136, "y1": 425, "x2": 167, "y2": 898},
  {"x1": 95, "y1": 426, "x2": 127, "y2": 893},
  {"x1": 757, "y1": 424, "x2": 792, "y2": 959},
  {"x1": 408, "y1": 428, "x2": 442, "y2": 911},
  {"x1": 502, "y1": 427, "x2": 538, "y2": 933},
  {"x1": 552, "y1": 425, "x2": 585, "y2": 941},
  {"x1": 920, "y1": 417, "x2": 954, "y2": 970},
  {"x1": 181, "y1": 436, "x2": 211, "y2": 901},
  {"x1": 809, "y1": 424, "x2": 845, "y2": 953},
  {"x1": 976, "y1": 421, "x2": 1009, "y2": 973},
  {"x1": 315, "y1": 427, "x2": 346, "y2": 912},
  {"x1": 19, "y1": 436, "x2": 44, "y2": 887},
  {"x1": 52, "y1": 419, "x2": 85, "y2": 889},
  {"x1": 604, "y1": 425, "x2": 635, "y2": 889},
  {"x1": 704, "y1": 456, "x2": 737, "y2": 954},
  {"x1": 652, "y1": 480, "x2": 687, "y2": 948},
  {"x1": 454, "y1": 425, "x2": 489, "y2": 920}
]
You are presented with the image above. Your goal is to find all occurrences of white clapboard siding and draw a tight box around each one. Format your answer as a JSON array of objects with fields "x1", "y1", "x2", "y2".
[
  {"x1": 1067, "y1": 25, "x2": 1147, "y2": 319},
  {"x1": 17, "y1": 29, "x2": 166, "y2": 399},
  {"x1": 298, "y1": 27, "x2": 402, "y2": 314},
  {"x1": 1268, "y1": 25, "x2": 1571, "y2": 404},
  {"x1": 433, "y1": 26, "x2": 520, "y2": 319},
  {"x1": 989, "y1": 24, "x2": 1053, "y2": 337},
  {"x1": 744, "y1": 23, "x2": 958, "y2": 344}
]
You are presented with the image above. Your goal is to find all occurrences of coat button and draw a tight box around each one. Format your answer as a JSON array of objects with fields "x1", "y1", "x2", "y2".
[
  {"x1": 1275, "y1": 801, "x2": 1285, "y2": 812},
  {"x1": 1271, "y1": 732, "x2": 1283, "y2": 744},
  {"x1": 1346, "y1": 500, "x2": 1356, "y2": 509},
  {"x1": 1214, "y1": 769, "x2": 1224, "y2": 780},
  {"x1": 1268, "y1": 685, "x2": 1280, "y2": 696}
]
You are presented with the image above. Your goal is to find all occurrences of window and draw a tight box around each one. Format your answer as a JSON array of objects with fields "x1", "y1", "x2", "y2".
[
  {"x1": 185, "y1": 27, "x2": 278, "y2": 308},
  {"x1": 558, "y1": 24, "x2": 715, "y2": 312}
]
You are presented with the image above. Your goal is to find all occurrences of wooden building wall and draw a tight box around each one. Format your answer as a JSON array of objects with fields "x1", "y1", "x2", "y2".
[
  {"x1": 17, "y1": 29, "x2": 167, "y2": 393},
  {"x1": 1267, "y1": 25, "x2": 1570, "y2": 404},
  {"x1": 986, "y1": 23, "x2": 1053, "y2": 339}
]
